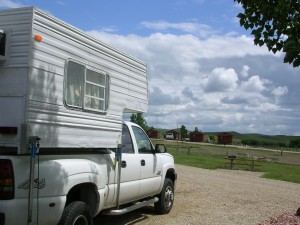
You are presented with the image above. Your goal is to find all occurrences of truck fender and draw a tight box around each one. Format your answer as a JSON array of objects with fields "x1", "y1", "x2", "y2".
[
  {"x1": 39, "y1": 158, "x2": 108, "y2": 216},
  {"x1": 158, "y1": 162, "x2": 176, "y2": 192}
]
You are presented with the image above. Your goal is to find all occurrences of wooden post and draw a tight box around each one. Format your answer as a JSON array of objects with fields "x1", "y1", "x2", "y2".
[
  {"x1": 230, "y1": 158, "x2": 233, "y2": 170},
  {"x1": 187, "y1": 147, "x2": 190, "y2": 155}
]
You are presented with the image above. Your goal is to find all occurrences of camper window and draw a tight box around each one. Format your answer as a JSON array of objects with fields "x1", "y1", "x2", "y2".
[
  {"x1": 65, "y1": 60, "x2": 109, "y2": 112},
  {"x1": 84, "y1": 69, "x2": 107, "y2": 111},
  {"x1": 66, "y1": 61, "x2": 84, "y2": 107}
]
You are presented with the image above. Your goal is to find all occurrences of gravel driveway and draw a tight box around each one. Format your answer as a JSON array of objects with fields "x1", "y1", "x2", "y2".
[{"x1": 94, "y1": 164, "x2": 300, "y2": 225}]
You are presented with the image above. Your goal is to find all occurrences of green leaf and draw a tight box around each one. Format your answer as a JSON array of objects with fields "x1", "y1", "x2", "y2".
[
  {"x1": 292, "y1": 57, "x2": 300, "y2": 67},
  {"x1": 276, "y1": 43, "x2": 283, "y2": 51},
  {"x1": 259, "y1": 40, "x2": 264, "y2": 46},
  {"x1": 239, "y1": 18, "x2": 245, "y2": 26},
  {"x1": 237, "y1": 13, "x2": 245, "y2": 19},
  {"x1": 265, "y1": 25, "x2": 271, "y2": 31}
]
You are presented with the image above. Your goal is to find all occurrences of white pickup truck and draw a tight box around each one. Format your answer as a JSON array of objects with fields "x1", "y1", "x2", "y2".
[
  {"x1": 0, "y1": 7, "x2": 176, "y2": 225},
  {"x1": 0, "y1": 121, "x2": 176, "y2": 225}
]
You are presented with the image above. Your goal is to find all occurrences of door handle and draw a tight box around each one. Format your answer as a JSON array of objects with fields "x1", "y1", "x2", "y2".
[
  {"x1": 121, "y1": 160, "x2": 127, "y2": 168},
  {"x1": 141, "y1": 159, "x2": 146, "y2": 166}
]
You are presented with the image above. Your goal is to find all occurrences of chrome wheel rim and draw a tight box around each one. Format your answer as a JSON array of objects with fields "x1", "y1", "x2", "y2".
[
  {"x1": 73, "y1": 215, "x2": 88, "y2": 225},
  {"x1": 164, "y1": 186, "x2": 174, "y2": 208}
]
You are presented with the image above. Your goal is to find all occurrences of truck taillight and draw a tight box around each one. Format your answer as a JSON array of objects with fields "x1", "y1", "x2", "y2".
[{"x1": 0, "y1": 159, "x2": 14, "y2": 200}]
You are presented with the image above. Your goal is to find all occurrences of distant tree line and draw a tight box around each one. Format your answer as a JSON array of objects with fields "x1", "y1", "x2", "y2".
[
  {"x1": 241, "y1": 138, "x2": 300, "y2": 148},
  {"x1": 289, "y1": 139, "x2": 300, "y2": 148}
]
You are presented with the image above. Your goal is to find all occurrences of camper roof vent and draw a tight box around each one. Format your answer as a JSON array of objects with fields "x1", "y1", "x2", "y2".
[{"x1": 0, "y1": 29, "x2": 6, "y2": 61}]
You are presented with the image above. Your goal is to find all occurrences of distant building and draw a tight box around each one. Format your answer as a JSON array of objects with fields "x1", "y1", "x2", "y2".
[
  {"x1": 146, "y1": 128, "x2": 160, "y2": 139},
  {"x1": 189, "y1": 131, "x2": 204, "y2": 142},
  {"x1": 217, "y1": 132, "x2": 233, "y2": 145},
  {"x1": 165, "y1": 129, "x2": 181, "y2": 140}
]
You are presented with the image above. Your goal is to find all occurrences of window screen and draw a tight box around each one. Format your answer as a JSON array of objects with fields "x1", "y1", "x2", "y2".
[
  {"x1": 65, "y1": 60, "x2": 109, "y2": 112},
  {"x1": 85, "y1": 69, "x2": 107, "y2": 111}
]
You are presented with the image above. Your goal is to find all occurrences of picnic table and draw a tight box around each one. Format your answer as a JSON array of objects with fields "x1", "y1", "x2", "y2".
[{"x1": 224, "y1": 155, "x2": 261, "y2": 171}]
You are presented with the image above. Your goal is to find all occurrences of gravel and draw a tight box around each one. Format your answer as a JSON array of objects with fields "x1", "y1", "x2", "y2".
[
  {"x1": 95, "y1": 164, "x2": 300, "y2": 225},
  {"x1": 258, "y1": 212, "x2": 300, "y2": 225}
]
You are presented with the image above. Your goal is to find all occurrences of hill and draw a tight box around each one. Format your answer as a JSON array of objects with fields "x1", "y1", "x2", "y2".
[
  {"x1": 205, "y1": 131, "x2": 300, "y2": 145},
  {"x1": 153, "y1": 128, "x2": 300, "y2": 145}
]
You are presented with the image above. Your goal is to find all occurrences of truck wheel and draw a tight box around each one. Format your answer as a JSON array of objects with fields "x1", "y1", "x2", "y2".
[
  {"x1": 155, "y1": 178, "x2": 174, "y2": 214},
  {"x1": 58, "y1": 201, "x2": 93, "y2": 225}
]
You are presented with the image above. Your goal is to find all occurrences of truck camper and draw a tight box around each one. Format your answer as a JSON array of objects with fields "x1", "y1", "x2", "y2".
[{"x1": 0, "y1": 7, "x2": 176, "y2": 225}]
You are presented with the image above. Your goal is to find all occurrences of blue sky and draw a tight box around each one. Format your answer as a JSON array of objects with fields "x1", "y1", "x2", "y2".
[{"x1": 1, "y1": 0, "x2": 300, "y2": 135}]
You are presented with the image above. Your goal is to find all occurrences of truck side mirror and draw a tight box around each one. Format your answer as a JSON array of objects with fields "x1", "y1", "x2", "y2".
[{"x1": 155, "y1": 144, "x2": 167, "y2": 153}]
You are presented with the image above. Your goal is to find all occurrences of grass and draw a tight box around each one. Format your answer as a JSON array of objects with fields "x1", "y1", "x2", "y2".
[
  {"x1": 153, "y1": 139, "x2": 300, "y2": 184},
  {"x1": 260, "y1": 162, "x2": 300, "y2": 183},
  {"x1": 168, "y1": 150, "x2": 224, "y2": 170}
]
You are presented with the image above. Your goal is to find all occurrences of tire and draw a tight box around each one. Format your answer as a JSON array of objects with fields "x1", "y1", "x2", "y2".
[
  {"x1": 155, "y1": 178, "x2": 174, "y2": 214},
  {"x1": 58, "y1": 201, "x2": 93, "y2": 225}
]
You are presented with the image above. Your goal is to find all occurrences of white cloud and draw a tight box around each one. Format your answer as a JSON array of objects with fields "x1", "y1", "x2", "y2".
[
  {"x1": 241, "y1": 75, "x2": 266, "y2": 92},
  {"x1": 272, "y1": 86, "x2": 288, "y2": 97},
  {"x1": 56, "y1": 1, "x2": 65, "y2": 6},
  {"x1": 245, "y1": 102, "x2": 278, "y2": 112},
  {"x1": 205, "y1": 67, "x2": 238, "y2": 92},
  {"x1": 240, "y1": 65, "x2": 249, "y2": 78},
  {"x1": 88, "y1": 31, "x2": 272, "y2": 65},
  {"x1": 0, "y1": 0, "x2": 23, "y2": 8},
  {"x1": 140, "y1": 20, "x2": 217, "y2": 37}
]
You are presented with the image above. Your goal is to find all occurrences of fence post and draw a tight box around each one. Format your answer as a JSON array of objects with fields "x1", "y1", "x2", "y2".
[{"x1": 187, "y1": 146, "x2": 191, "y2": 155}]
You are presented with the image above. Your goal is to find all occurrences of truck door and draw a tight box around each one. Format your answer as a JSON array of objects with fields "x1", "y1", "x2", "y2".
[
  {"x1": 117, "y1": 124, "x2": 141, "y2": 203},
  {"x1": 131, "y1": 125, "x2": 162, "y2": 197}
]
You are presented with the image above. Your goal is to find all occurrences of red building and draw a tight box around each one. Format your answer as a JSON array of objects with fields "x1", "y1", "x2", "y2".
[
  {"x1": 146, "y1": 128, "x2": 160, "y2": 139},
  {"x1": 217, "y1": 132, "x2": 233, "y2": 145},
  {"x1": 189, "y1": 131, "x2": 204, "y2": 142}
]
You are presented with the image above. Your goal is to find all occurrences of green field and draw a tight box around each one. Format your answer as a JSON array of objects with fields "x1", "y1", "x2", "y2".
[{"x1": 152, "y1": 139, "x2": 300, "y2": 184}]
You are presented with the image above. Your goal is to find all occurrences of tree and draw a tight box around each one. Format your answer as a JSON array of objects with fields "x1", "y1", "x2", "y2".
[
  {"x1": 209, "y1": 135, "x2": 216, "y2": 143},
  {"x1": 235, "y1": 0, "x2": 300, "y2": 67},
  {"x1": 130, "y1": 113, "x2": 148, "y2": 131},
  {"x1": 289, "y1": 138, "x2": 300, "y2": 148},
  {"x1": 180, "y1": 125, "x2": 188, "y2": 140}
]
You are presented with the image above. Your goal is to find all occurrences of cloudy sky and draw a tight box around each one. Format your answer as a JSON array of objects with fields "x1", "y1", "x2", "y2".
[{"x1": 1, "y1": 0, "x2": 300, "y2": 135}]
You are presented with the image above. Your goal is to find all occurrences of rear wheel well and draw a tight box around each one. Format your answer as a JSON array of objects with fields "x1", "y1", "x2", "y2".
[{"x1": 66, "y1": 183, "x2": 99, "y2": 216}]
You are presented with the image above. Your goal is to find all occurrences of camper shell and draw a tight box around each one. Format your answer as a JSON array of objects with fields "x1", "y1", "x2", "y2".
[{"x1": 0, "y1": 7, "x2": 148, "y2": 154}]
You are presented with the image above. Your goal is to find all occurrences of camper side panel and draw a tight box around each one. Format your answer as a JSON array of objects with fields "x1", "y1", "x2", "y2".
[
  {"x1": 23, "y1": 8, "x2": 148, "y2": 149},
  {"x1": 0, "y1": 7, "x2": 33, "y2": 150}
]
